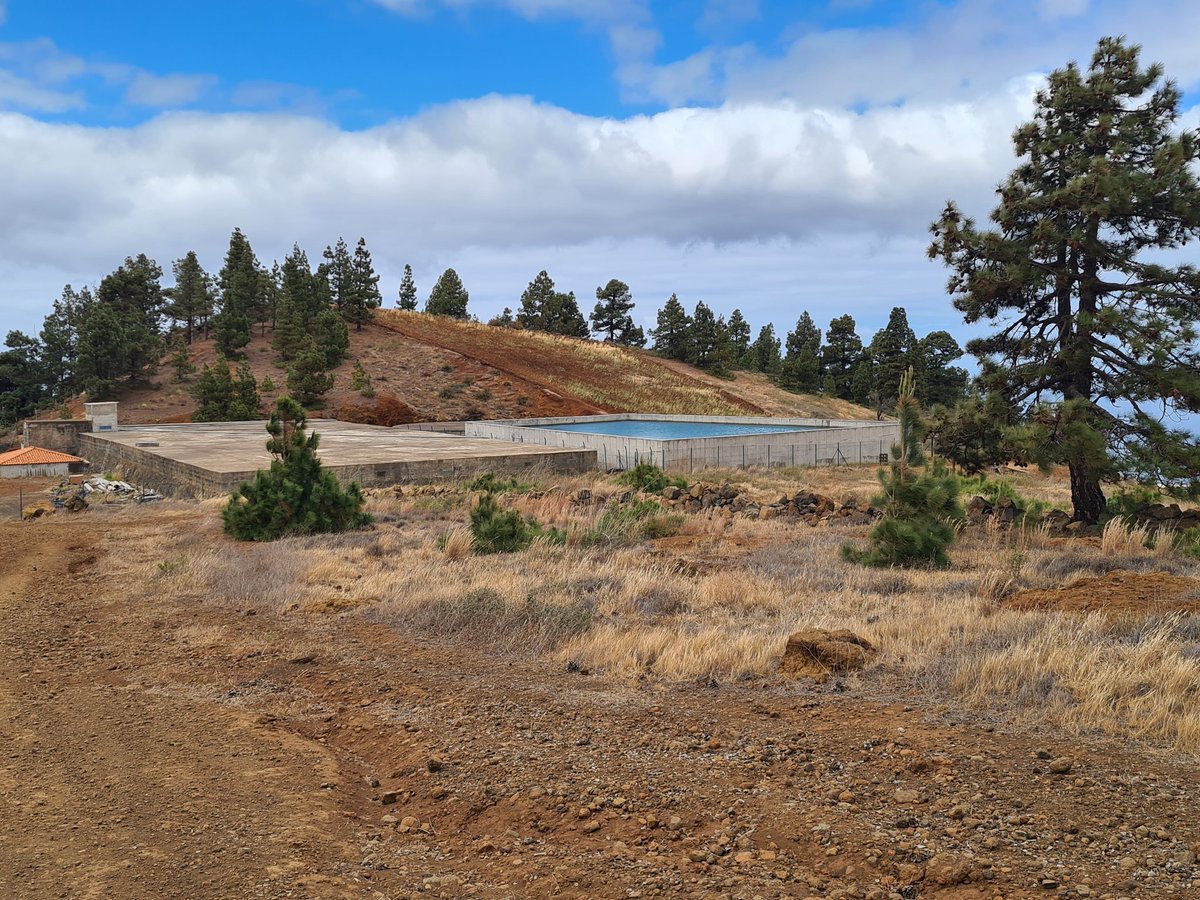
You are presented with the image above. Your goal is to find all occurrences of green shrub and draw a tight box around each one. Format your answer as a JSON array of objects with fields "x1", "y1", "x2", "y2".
[
  {"x1": 957, "y1": 473, "x2": 1055, "y2": 524},
  {"x1": 467, "y1": 473, "x2": 534, "y2": 494},
  {"x1": 1177, "y1": 527, "x2": 1200, "y2": 559},
  {"x1": 1104, "y1": 485, "x2": 1163, "y2": 521},
  {"x1": 618, "y1": 462, "x2": 686, "y2": 494},
  {"x1": 582, "y1": 499, "x2": 678, "y2": 545},
  {"x1": 222, "y1": 397, "x2": 373, "y2": 541},
  {"x1": 468, "y1": 490, "x2": 564, "y2": 554}
]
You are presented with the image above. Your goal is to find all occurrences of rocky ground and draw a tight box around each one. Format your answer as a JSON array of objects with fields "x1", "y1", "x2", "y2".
[{"x1": 2, "y1": 508, "x2": 1199, "y2": 899}]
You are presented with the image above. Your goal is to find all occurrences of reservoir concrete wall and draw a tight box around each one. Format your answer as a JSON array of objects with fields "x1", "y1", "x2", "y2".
[{"x1": 466, "y1": 414, "x2": 900, "y2": 472}]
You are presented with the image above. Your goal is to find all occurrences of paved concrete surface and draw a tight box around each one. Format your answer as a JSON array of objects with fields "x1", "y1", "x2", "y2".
[{"x1": 91, "y1": 421, "x2": 589, "y2": 473}]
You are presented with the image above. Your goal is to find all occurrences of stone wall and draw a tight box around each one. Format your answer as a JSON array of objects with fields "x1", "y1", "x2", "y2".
[{"x1": 24, "y1": 419, "x2": 94, "y2": 455}]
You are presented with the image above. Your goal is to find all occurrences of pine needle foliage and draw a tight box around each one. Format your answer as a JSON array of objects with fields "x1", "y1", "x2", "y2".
[
  {"x1": 222, "y1": 397, "x2": 372, "y2": 541},
  {"x1": 843, "y1": 368, "x2": 962, "y2": 568},
  {"x1": 468, "y1": 478, "x2": 563, "y2": 554}
]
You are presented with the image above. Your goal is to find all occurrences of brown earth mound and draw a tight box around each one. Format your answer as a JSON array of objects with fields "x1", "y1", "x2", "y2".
[
  {"x1": 1006, "y1": 569, "x2": 1200, "y2": 616},
  {"x1": 780, "y1": 628, "x2": 878, "y2": 681}
]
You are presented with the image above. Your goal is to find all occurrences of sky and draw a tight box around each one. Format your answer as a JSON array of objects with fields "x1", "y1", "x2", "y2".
[{"x1": 1, "y1": 0, "x2": 1199, "y2": 361}]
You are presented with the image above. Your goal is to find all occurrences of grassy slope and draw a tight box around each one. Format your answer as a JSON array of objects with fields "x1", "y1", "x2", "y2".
[{"x1": 96, "y1": 310, "x2": 876, "y2": 425}]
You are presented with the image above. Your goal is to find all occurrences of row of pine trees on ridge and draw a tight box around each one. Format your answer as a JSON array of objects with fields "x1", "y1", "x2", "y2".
[{"x1": 0, "y1": 226, "x2": 968, "y2": 426}]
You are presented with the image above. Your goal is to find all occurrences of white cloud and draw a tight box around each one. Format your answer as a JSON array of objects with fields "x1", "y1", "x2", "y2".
[
  {"x1": 124, "y1": 72, "x2": 217, "y2": 107},
  {"x1": 0, "y1": 81, "x2": 1040, "y2": 339},
  {"x1": 619, "y1": 0, "x2": 1200, "y2": 107},
  {"x1": 0, "y1": 38, "x2": 219, "y2": 113},
  {"x1": 0, "y1": 70, "x2": 83, "y2": 112}
]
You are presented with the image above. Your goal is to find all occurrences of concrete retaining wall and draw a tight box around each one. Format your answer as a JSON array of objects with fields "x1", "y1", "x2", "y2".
[
  {"x1": 80, "y1": 433, "x2": 596, "y2": 500},
  {"x1": 466, "y1": 414, "x2": 900, "y2": 473}
]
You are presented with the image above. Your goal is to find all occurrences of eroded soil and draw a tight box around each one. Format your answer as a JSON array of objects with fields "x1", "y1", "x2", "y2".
[{"x1": 3, "y1": 512, "x2": 1199, "y2": 899}]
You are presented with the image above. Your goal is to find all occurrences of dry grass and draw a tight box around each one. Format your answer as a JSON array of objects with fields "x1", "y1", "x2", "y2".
[
  {"x1": 130, "y1": 466, "x2": 1200, "y2": 753},
  {"x1": 379, "y1": 309, "x2": 864, "y2": 417}
]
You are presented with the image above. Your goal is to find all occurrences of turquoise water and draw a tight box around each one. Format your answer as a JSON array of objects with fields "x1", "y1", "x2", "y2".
[{"x1": 531, "y1": 420, "x2": 818, "y2": 439}]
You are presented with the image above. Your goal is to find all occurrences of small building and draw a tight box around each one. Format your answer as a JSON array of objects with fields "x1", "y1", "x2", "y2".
[{"x1": 0, "y1": 446, "x2": 86, "y2": 479}]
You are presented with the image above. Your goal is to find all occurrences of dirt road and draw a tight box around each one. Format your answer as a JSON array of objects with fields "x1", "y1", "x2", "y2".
[{"x1": 2, "y1": 512, "x2": 1199, "y2": 898}]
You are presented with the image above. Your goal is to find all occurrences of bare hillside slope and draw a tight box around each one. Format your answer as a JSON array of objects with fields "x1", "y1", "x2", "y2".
[{"x1": 92, "y1": 311, "x2": 875, "y2": 425}]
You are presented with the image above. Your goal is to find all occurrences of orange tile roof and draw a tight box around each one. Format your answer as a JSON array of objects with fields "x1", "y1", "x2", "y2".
[{"x1": 0, "y1": 446, "x2": 84, "y2": 466}]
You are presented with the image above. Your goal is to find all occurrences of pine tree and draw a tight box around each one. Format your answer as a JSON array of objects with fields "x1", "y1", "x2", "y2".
[
  {"x1": 488, "y1": 308, "x2": 516, "y2": 327},
  {"x1": 590, "y1": 279, "x2": 639, "y2": 345},
  {"x1": 517, "y1": 270, "x2": 557, "y2": 330},
  {"x1": 929, "y1": 37, "x2": 1200, "y2": 522},
  {"x1": 425, "y1": 268, "x2": 470, "y2": 318},
  {"x1": 75, "y1": 304, "x2": 129, "y2": 398},
  {"x1": 222, "y1": 397, "x2": 372, "y2": 541},
  {"x1": 688, "y1": 301, "x2": 721, "y2": 368},
  {"x1": 397, "y1": 264, "x2": 418, "y2": 310},
  {"x1": 842, "y1": 368, "x2": 962, "y2": 568},
  {"x1": 322, "y1": 238, "x2": 354, "y2": 311},
  {"x1": 0, "y1": 331, "x2": 45, "y2": 426},
  {"x1": 287, "y1": 348, "x2": 336, "y2": 406},
  {"x1": 97, "y1": 253, "x2": 164, "y2": 383},
  {"x1": 273, "y1": 246, "x2": 320, "y2": 362},
  {"x1": 779, "y1": 312, "x2": 822, "y2": 392},
  {"x1": 344, "y1": 237, "x2": 381, "y2": 331},
  {"x1": 748, "y1": 324, "x2": 781, "y2": 374},
  {"x1": 651, "y1": 293, "x2": 692, "y2": 360},
  {"x1": 213, "y1": 228, "x2": 260, "y2": 359},
  {"x1": 542, "y1": 291, "x2": 589, "y2": 338},
  {"x1": 928, "y1": 393, "x2": 1025, "y2": 475},
  {"x1": 39, "y1": 285, "x2": 88, "y2": 400},
  {"x1": 166, "y1": 251, "x2": 212, "y2": 344},
  {"x1": 917, "y1": 331, "x2": 969, "y2": 408},
  {"x1": 192, "y1": 359, "x2": 260, "y2": 421},
  {"x1": 867, "y1": 307, "x2": 916, "y2": 409},
  {"x1": 821, "y1": 314, "x2": 864, "y2": 400},
  {"x1": 168, "y1": 333, "x2": 195, "y2": 383},
  {"x1": 315, "y1": 308, "x2": 350, "y2": 368},
  {"x1": 725, "y1": 309, "x2": 751, "y2": 367}
]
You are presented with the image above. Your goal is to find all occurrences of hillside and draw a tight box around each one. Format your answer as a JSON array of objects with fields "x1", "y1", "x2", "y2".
[{"x1": 93, "y1": 310, "x2": 876, "y2": 425}]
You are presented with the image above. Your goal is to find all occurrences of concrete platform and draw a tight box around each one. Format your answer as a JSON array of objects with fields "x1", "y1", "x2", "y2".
[{"x1": 79, "y1": 421, "x2": 596, "y2": 499}]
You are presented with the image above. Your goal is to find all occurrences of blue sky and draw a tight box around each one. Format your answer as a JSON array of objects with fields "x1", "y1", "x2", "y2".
[{"x1": 1, "y1": 0, "x2": 1199, "y2": 382}]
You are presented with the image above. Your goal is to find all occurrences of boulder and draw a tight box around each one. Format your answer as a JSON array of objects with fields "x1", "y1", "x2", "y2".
[
  {"x1": 966, "y1": 495, "x2": 992, "y2": 524},
  {"x1": 780, "y1": 628, "x2": 878, "y2": 682},
  {"x1": 662, "y1": 486, "x2": 683, "y2": 501}
]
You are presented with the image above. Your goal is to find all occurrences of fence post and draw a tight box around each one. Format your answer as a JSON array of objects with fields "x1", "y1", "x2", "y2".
[
  {"x1": 767, "y1": 445, "x2": 771, "y2": 468},
  {"x1": 689, "y1": 447, "x2": 693, "y2": 472},
  {"x1": 742, "y1": 445, "x2": 746, "y2": 468}
]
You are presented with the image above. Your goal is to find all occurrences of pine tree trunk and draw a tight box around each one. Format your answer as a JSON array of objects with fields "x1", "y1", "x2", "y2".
[{"x1": 1068, "y1": 462, "x2": 1106, "y2": 524}]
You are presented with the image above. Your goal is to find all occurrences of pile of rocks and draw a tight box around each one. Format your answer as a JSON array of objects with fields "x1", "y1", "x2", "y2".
[
  {"x1": 660, "y1": 481, "x2": 877, "y2": 525},
  {"x1": 1128, "y1": 502, "x2": 1200, "y2": 531}
]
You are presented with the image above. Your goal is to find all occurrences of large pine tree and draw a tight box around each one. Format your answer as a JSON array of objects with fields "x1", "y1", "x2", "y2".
[
  {"x1": 344, "y1": 237, "x2": 382, "y2": 331},
  {"x1": 213, "y1": 228, "x2": 260, "y2": 358},
  {"x1": 426, "y1": 268, "x2": 470, "y2": 318},
  {"x1": 725, "y1": 309, "x2": 751, "y2": 367},
  {"x1": 167, "y1": 251, "x2": 213, "y2": 344},
  {"x1": 929, "y1": 37, "x2": 1200, "y2": 522},
  {"x1": 517, "y1": 270, "x2": 557, "y2": 330},
  {"x1": 779, "y1": 312, "x2": 822, "y2": 392},
  {"x1": 651, "y1": 293, "x2": 692, "y2": 361},
  {"x1": 748, "y1": 324, "x2": 781, "y2": 374},
  {"x1": 868, "y1": 307, "x2": 916, "y2": 409},
  {"x1": 96, "y1": 253, "x2": 164, "y2": 383},
  {"x1": 590, "y1": 278, "x2": 641, "y2": 345},
  {"x1": 688, "y1": 301, "x2": 722, "y2": 368},
  {"x1": 821, "y1": 314, "x2": 864, "y2": 400}
]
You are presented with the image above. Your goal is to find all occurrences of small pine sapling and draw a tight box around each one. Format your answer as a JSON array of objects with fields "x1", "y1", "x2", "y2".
[
  {"x1": 843, "y1": 367, "x2": 962, "y2": 568},
  {"x1": 222, "y1": 397, "x2": 373, "y2": 541}
]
